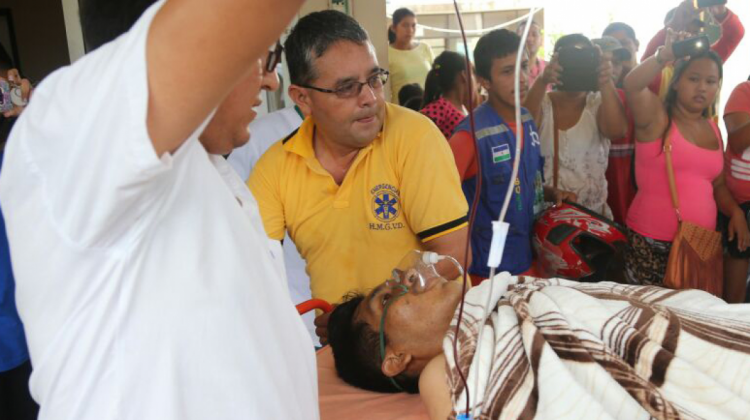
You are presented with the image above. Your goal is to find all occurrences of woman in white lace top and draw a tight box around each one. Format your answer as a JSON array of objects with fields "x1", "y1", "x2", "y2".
[{"x1": 529, "y1": 34, "x2": 628, "y2": 219}]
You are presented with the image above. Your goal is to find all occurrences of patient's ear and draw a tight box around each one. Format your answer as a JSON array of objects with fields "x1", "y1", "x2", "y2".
[{"x1": 381, "y1": 348, "x2": 413, "y2": 378}]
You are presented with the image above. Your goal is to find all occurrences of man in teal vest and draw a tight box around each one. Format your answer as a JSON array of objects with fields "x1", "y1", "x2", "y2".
[{"x1": 449, "y1": 29, "x2": 575, "y2": 283}]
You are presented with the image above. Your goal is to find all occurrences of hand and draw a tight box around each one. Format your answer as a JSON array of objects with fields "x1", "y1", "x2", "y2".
[
  {"x1": 2, "y1": 68, "x2": 32, "y2": 118},
  {"x1": 728, "y1": 208, "x2": 750, "y2": 252},
  {"x1": 597, "y1": 48, "x2": 615, "y2": 89},
  {"x1": 668, "y1": 0, "x2": 700, "y2": 31},
  {"x1": 661, "y1": 28, "x2": 691, "y2": 63},
  {"x1": 553, "y1": 189, "x2": 577, "y2": 206},
  {"x1": 541, "y1": 53, "x2": 561, "y2": 87},
  {"x1": 314, "y1": 310, "x2": 332, "y2": 345}
]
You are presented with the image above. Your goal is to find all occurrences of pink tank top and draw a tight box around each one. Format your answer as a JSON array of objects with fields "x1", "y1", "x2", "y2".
[{"x1": 627, "y1": 121, "x2": 724, "y2": 241}]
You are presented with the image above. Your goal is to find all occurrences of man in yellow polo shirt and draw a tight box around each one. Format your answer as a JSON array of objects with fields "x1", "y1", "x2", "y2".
[{"x1": 249, "y1": 11, "x2": 469, "y2": 336}]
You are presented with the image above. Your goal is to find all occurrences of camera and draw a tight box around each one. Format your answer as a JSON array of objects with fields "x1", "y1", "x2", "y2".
[
  {"x1": 557, "y1": 47, "x2": 600, "y2": 92},
  {"x1": 672, "y1": 35, "x2": 710, "y2": 59}
]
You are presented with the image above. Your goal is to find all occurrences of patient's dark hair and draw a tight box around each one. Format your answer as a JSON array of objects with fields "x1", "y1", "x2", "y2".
[{"x1": 327, "y1": 293, "x2": 419, "y2": 394}]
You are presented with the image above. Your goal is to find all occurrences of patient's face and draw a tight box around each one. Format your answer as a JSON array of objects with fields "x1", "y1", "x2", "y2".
[{"x1": 355, "y1": 275, "x2": 464, "y2": 366}]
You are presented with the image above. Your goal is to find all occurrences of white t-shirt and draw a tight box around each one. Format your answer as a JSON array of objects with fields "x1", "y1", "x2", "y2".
[
  {"x1": 540, "y1": 92, "x2": 613, "y2": 219},
  {"x1": 0, "y1": 3, "x2": 318, "y2": 420},
  {"x1": 227, "y1": 108, "x2": 315, "y2": 343},
  {"x1": 227, "y1": 107, "x2": 304, "y2": 182}
]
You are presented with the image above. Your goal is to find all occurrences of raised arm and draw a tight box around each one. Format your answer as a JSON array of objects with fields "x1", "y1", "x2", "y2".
[
  {"x1": 624, "y1": 30, "x2": 687, "y2": 142},
  {"x1": 523, "y1": 54, "x2": 560, "y2": 125},
  {"x1": 596, "y1": 51, "x2": 628, "y2": 140},
  {"x1": 147, "y1": 0, "x2": 305, "y2": 156},
  {"x1": 708, "y1": 5, "x2": 745, "y2": 62}
]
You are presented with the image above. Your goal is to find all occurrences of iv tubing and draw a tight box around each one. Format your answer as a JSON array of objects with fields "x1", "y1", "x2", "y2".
[{"x1": 471, "y1": 8, "x2": 538, "y2": 418}]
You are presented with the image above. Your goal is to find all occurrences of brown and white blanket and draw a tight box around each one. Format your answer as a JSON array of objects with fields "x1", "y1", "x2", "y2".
[{"x1": 444, "y1": 274, "x2": 750, "y2": 420}]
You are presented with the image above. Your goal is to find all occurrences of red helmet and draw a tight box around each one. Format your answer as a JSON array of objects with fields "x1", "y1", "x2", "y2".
[{"x1": 533, "y1": 202, "x2": 627, "y2": 282}]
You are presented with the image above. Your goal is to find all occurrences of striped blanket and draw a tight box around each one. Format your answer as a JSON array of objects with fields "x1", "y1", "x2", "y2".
[{"x1": 444, "y1": 274, "x2": 750, "y2": 419}]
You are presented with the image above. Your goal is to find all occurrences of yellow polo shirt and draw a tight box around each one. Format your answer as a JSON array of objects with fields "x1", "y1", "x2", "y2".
[{"x1": 249, "y1": 103, "x2": 468, "y2": 304}]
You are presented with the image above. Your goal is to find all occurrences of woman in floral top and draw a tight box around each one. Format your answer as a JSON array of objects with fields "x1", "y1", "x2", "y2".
[{"x1": 420, "y1": 51, "x2": 478, "y2": 139}]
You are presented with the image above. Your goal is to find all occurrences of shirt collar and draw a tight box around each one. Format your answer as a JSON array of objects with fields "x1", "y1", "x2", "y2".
[{"x1": 283, "y1": 104, "x2": 391, "y2": 158}]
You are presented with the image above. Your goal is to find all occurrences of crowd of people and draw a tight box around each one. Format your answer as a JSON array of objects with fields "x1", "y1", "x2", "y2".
[
  {"x1": 1, "y1": 0, "x2": 750, "y2": 419},
  {"x1": 389, "y1": 1, "x2": 750, "y2": 304}
]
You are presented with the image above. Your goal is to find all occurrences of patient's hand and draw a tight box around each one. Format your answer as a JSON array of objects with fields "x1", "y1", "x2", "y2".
[{"x1": 315, "y1": 311, "x2": 331, "y2": 345}]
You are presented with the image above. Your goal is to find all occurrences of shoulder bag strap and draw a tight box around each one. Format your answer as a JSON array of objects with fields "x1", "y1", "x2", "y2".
[
  {"x1": 550, "y1": 95, "x2": 561, "y2": 190},
  {"x1": 663, "y1": 124, "x2": 683, "y2": 222}
]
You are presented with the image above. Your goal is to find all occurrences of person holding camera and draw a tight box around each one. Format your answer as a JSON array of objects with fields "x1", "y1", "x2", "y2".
[
  {"x1": 623, "y1": 29, "x2": 749, "y2": 293},
  {"x1": 641, "y1": 1, "x2": 744, "y2": 100},
  {"x1": 528, "y1": 34, "x2": 628, "y2": 219}
]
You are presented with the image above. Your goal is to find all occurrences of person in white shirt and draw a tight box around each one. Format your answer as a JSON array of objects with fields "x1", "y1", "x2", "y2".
[
  {"x1": 226, "y1": 106, "x2": 315, "y2": 343},
  {"x1": 228, "y1": 107, "x2": 304, "y2": 182},
  {"x1": 0, "y1": 0, "x2": 316, "y2": 420}
]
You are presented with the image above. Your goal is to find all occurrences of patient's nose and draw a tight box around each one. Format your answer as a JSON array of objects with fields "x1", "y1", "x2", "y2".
[{"x1": 401, "y1": 269, "x2": 420, "y2": 289}]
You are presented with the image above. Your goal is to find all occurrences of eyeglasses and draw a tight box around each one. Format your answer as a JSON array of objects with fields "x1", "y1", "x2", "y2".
[
  {"x1": 266, "y1": 41, "x2": 284, "y2": 73},
  {"x1": 379, "y1": 283, "x2": 409, "y2": 392},
  {"x1": 299, "y1": 70, "x2": 389, "y2": 99}
]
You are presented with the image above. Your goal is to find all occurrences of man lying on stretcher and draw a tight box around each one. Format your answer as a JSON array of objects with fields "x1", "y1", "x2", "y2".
[{"x1": 327, "y1": 260, "x2": 750, "y2": 420}]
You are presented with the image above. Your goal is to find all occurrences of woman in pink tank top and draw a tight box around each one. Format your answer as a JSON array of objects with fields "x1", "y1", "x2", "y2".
[{"x1": 622, "y1": 29, "x2": 750, "y2": 296}]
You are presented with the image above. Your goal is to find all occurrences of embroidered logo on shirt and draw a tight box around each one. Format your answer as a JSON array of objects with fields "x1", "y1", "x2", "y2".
[
  {"x1": 371, "y1": 184, "x2": 401, "y2": 222},
  {"x1": 492, "y1": 144, "x2": 511, "y2": 163}
]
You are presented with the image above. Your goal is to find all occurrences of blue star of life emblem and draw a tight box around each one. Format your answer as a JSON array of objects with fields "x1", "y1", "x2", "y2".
[{"x1": 371, "y1": 184, "x2": 401, "y2": 223}]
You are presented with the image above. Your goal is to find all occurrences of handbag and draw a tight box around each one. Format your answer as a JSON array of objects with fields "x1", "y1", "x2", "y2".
[{"x1": 662, "y1": 125, "x2": 723, "y2": 296}]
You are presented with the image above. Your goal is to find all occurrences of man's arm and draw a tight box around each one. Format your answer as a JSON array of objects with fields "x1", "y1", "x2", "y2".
[
  {"x1": 146, "y1": 0, "x2": 305, "y2": 156},
  {"x1": 725, "y1": 112, "x2": 750, "y2": 156},
  {"x1": 448, "y1": 130, "x2": 476, "y2": 182},
  {"x1": 597, "y1": 53, "x2": 628, "y2": 140},
  {"x1": 709, "y1": 6, "x2": 745, "y2": 62},
  {"x1": 423, "y1": 226, "x2": 471, "y2": 280},
  {"x1": 400, "y1": 122, "x2": 470, "y2": 278},
  {"x1": 524, "y1": 54, "x2": 560, "y2": 125}
]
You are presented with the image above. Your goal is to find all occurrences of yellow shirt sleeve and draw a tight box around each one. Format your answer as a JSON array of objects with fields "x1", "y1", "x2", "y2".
[
  {"x1": 393, "y1": 110, "x2": 468, "y2": 242},
  {"x1": 247, "y1": 143, "x2": 287, "y2": 241}
]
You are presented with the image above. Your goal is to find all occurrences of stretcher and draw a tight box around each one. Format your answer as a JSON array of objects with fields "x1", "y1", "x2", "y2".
[{"x1": 297, "y1": 300, "x2": 429, "y2": 420}]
